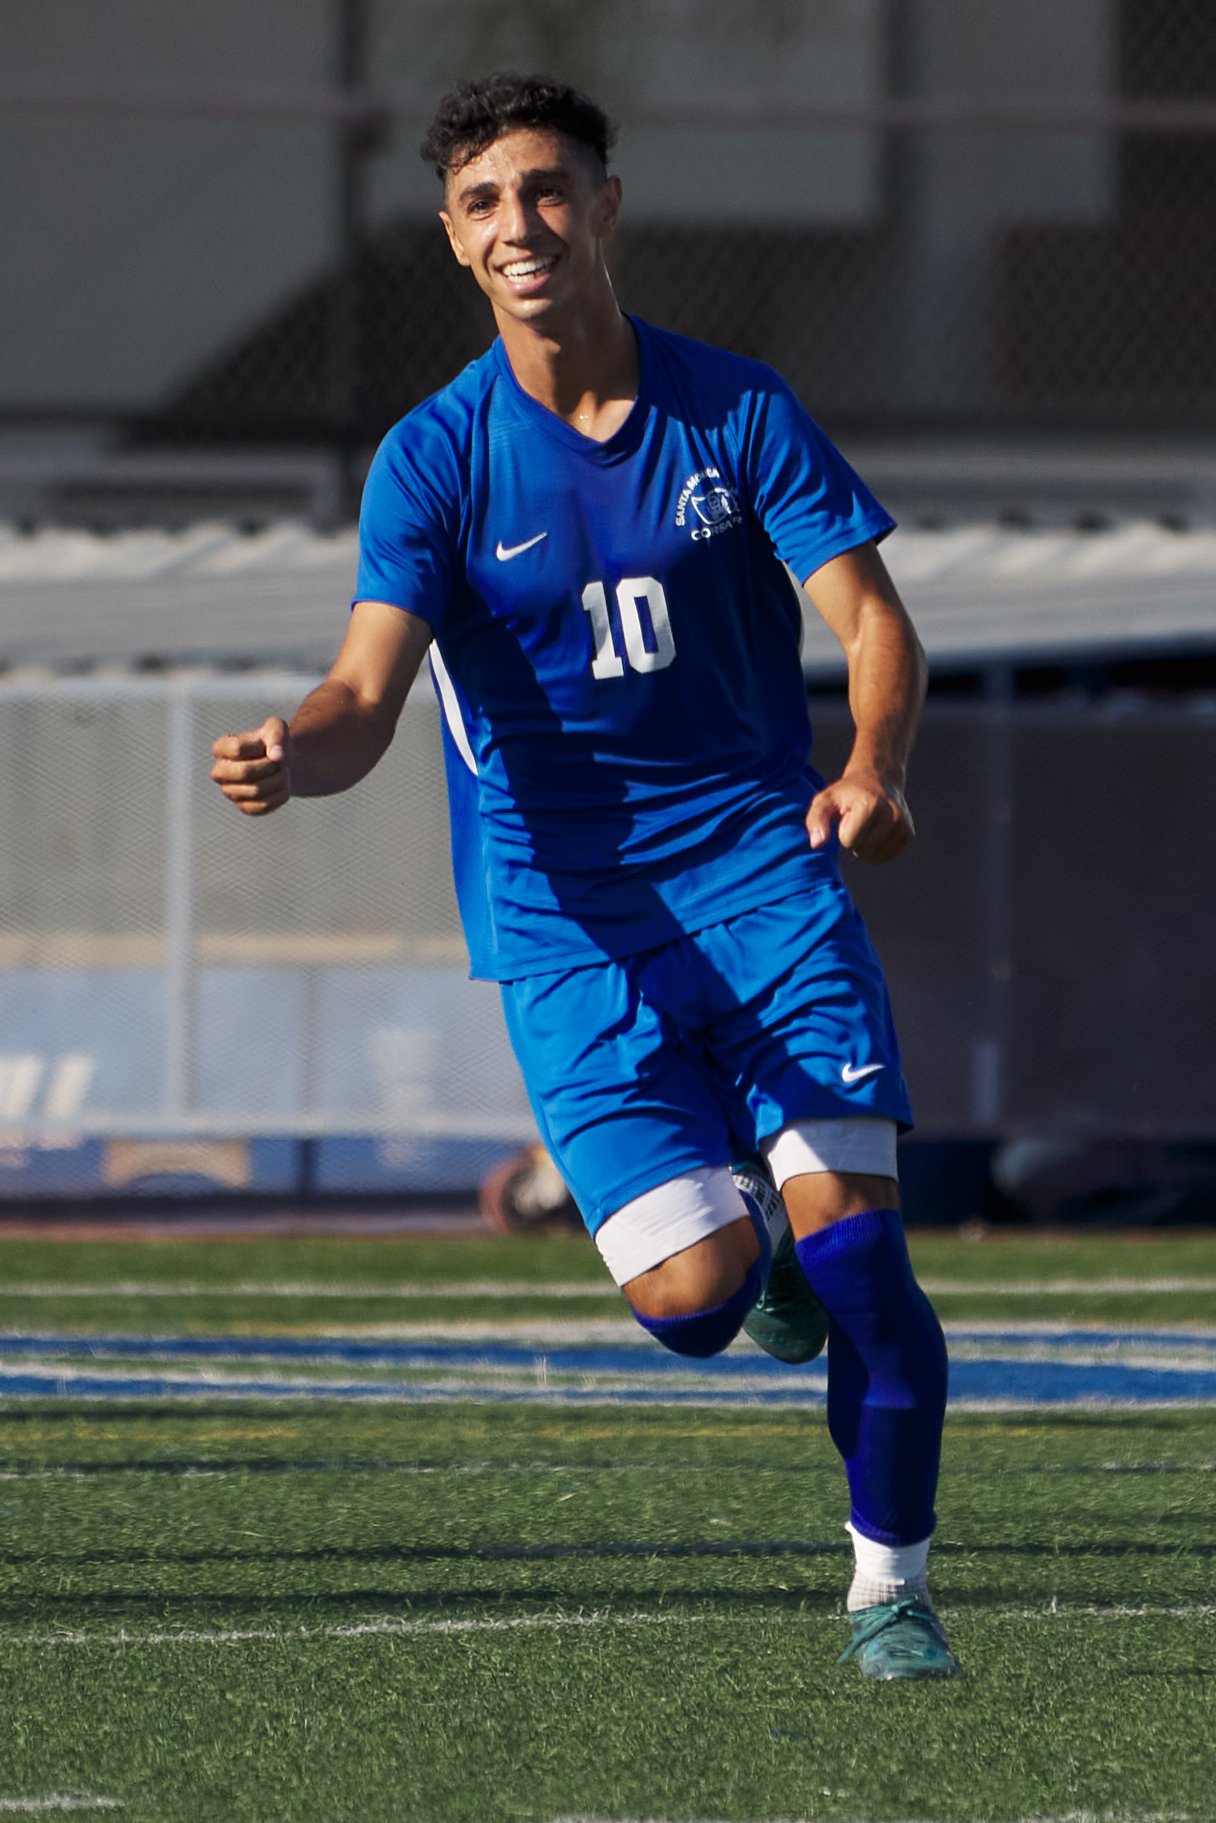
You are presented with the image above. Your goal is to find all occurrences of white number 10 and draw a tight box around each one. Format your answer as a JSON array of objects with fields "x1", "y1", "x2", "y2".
[{"x1": 580, "y1": 576, "x2": 676, "y2": 679}]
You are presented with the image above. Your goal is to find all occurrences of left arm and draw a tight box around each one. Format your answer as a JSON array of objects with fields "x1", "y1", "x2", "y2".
[{"x1": 801, "y1": 541, "x2": 927, "y2": 864}]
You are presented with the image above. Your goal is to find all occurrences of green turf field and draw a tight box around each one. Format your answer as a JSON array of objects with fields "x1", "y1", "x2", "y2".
[{"x1": 0, "y1": 1227, "x2": 1213, "y2": 1822}]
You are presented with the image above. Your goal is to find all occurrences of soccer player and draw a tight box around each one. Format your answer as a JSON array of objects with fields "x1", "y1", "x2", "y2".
[{"x1": 211, "y1": 72, "x2": 958, "y2": 1680}]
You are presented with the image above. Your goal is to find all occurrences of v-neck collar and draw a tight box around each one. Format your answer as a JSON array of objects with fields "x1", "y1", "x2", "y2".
[{"x1": 492, "y1": 316, "x2": 652, "y2": 464}]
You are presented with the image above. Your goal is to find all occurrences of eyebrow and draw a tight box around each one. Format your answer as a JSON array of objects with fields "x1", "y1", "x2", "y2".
[{"x1": 455, "y1": 165, "x2": 571, "y2": 206}]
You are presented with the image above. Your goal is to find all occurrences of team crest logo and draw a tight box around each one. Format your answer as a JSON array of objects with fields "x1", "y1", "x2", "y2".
[{"x1": 676, "y1": 468, "x2": 742, "y2": 542}]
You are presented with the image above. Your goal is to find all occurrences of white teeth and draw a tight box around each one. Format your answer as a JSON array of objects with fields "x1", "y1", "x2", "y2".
[{"x1": 502, "y1": 258, "x2": 555, "y2": 280}]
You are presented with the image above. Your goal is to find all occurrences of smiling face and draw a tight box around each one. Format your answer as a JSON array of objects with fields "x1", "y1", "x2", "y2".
[{"x1": 439, "y1": 127, "x2": 622, "y2": 335}]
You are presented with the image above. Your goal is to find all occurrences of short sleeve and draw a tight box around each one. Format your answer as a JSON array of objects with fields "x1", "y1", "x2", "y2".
[
  {"x1": 741, "y1": 371, "x2": 895, "y2": 583},
  {"x1": 353, "y1": 424, "x2": 457, "y2": 631}
]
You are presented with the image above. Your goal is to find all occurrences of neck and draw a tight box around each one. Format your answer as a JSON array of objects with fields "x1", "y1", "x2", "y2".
[{"x1": 496, "y1": 286, "x2": 639, "y2": 442}]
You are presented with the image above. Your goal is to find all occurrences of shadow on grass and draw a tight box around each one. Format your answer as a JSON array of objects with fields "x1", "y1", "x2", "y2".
[
  {"x1": 0, "y1": 1536, "x2": 849, "y2": 1568},
  {"x1": 2, "y1": 1537, "x2": 1210, "y2": 1570},
  {"x1": 0, "y1": 1455, "x2": 826, "y2": 1477}
]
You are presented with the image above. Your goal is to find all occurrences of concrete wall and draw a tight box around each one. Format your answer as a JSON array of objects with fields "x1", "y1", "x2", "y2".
[
  {"x1": 881, "y1": 0, "x2": 1116, "y2": 413},
  {"x1": 0, "y1": 0, "x2": 334, "y2": 407},
  {"x1": 1, "y1": 0, "x2": 1120, "y2": 414}
]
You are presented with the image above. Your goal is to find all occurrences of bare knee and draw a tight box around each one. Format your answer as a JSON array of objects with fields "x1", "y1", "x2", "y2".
[
  {"x1": 782, "y1": 1171, "x2": 900, "y2": 1240},
  {"x1": 624, "y1": 1214, "x2": 759, "y2": 1320}
]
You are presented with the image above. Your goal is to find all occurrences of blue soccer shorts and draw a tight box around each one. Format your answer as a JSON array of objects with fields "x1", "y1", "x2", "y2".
[{"x1": 499, "y1": 869, "x2": 912, "y2": 1240}]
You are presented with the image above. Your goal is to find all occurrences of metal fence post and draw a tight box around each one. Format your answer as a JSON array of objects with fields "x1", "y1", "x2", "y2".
[
  {"x1": 164, "y1": 677, "x2": 195, "y2": 1123},
  {"x1": 332, "y1": 0, "x2": 376, "y2": 525},
  {"x1": 973, "y1": 663, "x2": 1015, "y2": 1127}
]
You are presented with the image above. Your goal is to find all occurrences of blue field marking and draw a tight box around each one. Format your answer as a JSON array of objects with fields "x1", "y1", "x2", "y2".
[
  {"x1": 2, "y1": 1326, "x2": 1212, "y2": 1368},
  {"x1": 0, "y1": 1365, "x2": 1214, "y2": 1407},
  {"x1": 0, "y1": 1327, "x2": 1214, "y2": 1407}
]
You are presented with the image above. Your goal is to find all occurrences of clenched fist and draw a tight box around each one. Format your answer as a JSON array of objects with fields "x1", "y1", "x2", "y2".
[
  {"x1": 210, "y1": 715, "x2": 291, "y2": 816},
  {"x1": 806, "y1": 767, "x2": 915, "y2": 864}
]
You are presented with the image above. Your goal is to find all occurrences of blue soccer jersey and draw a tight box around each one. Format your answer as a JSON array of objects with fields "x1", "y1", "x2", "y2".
[{"x1": 355, "y1": 316, "x2": 894, "y2": 980}]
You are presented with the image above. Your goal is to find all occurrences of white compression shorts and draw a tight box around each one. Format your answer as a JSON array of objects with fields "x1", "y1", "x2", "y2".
[{"x1": 594, "y1": 1116, "x2": 899, "y2": 1286}]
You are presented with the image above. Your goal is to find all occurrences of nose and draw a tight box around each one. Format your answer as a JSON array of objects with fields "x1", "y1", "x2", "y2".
[{"x1": 499, "y1": 189, "x2": 536, "y2": 245}]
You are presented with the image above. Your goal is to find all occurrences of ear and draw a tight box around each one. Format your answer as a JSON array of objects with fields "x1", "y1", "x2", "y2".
[
  {"x1": 596, "y1": 174, "x2": 623, "y2": 239},
  {"x1": 439, "y1": 209, "x2": 472, "y2": 270}
]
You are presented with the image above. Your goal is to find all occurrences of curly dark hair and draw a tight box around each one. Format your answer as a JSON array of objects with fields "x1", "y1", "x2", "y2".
[{"x1": 420, "y1": 72, "x2": 617, "y2": 181}]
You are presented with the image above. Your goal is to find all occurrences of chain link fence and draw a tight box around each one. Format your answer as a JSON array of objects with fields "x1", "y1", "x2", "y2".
[
  {"x1": 2, "y1": 677, "x2": 1212, "y2": 1196},
  {"x1": 1, "y1": 0, "x2": 1214, "y2": 525},
  {"x1": 0, "y1": 675, "x2": 535, "y2": 1195}
]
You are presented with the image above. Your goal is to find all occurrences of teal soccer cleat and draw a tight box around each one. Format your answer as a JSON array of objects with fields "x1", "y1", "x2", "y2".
[
  {"x1": 732, "y1": 1163, "x2": 829, "y2": 1365},
  {"x1": 838, "y1": 1599, "x2": 961, "y2": 1680}
]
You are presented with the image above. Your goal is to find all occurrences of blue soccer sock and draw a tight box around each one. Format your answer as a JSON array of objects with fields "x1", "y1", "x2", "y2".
[
  {"x1": 633, "y1": 1256, "x2": 764, "y2": 1359},
  {"x1": 794, "y1": 1207, "x2": 947, "y2": 1547}
]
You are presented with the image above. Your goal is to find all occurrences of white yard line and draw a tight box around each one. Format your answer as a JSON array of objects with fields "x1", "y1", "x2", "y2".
[
  {"x1": 0, "y1": 1464, "x2": 685, "y2": 1481},
  {"x1": 923, "y1": 1279, "x2": 1216, "y2": 1296},
  {"x1": 1014, "y1": 1603, "x2": 1216, "y2": 1618},
  {"x1": 550, "y1": 1814, "x2": 1196, "y2": 1823},
  {"x1": 940, "y1": 1320, "x2": 1216, "y2": 1338},
  {"x1": 0, "y1": 1282, "x2": 619, "y2": 1300},
  {"x1": 948, "y1": 1347, "x2": 1216, "y2": 1371},
  {"x1": 0, "y1": 1359, "x2": 822, "y2": 1395},
  {"x1": 19, "y1": 1610, "x2": 710, "y2": 1649},
  {"x1": 0, "y1": 1801, "x2": 119, "y2": 1815},
  {"x1": 2, "y1": 1277, "x2": 1215, "y2": 1300},
  {"x1": 1, "y1": 1320, "x2": 1213, "y2": 1347},
  {"x1": 6, "y1": 1318, "x2": 1213, "y2": 1346},
  {"x1": 0, "y1": 1807, "x2": 1190, "y2": 1822},
  {"x1": 9, "y1": 1602, "x2": 1216, "y2": 1651}
]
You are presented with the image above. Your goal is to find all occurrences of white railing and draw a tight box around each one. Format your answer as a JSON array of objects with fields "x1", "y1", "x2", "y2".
[{"x1": 0, "y1": 672, "x2": 533, "y2": 1145}]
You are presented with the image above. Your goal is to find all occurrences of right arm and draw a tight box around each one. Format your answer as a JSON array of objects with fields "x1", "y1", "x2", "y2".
[{"x1": 210, "y1": 600, "x2": 433, "y2": 816}]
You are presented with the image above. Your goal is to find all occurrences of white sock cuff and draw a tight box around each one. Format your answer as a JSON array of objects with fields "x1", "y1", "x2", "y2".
[{"x1": 846, "y1": 1522, "x2": 931, "y2": 1584}]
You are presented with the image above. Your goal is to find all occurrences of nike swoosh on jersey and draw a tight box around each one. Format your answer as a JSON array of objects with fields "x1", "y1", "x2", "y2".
[
  {"x1": 841, "y1": 1062, "x2": 885, "y2": 1083},
  {"x1": 495, "y1": 532, "x2": 548, "y2": 561}
]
